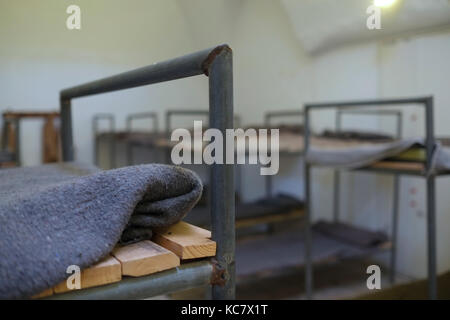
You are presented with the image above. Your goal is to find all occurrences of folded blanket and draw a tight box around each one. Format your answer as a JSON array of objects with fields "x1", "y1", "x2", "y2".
[{"x1": 0, "y1": 162, "x2": 202, "y2": 299}]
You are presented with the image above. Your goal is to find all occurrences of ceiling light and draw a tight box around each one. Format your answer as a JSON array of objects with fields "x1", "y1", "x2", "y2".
[{"x1": 374, "y1": 0, "x2": 396, "y2": 8}]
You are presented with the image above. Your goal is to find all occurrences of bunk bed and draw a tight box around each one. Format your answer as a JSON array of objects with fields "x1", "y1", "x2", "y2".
[
  {"x1": 232, "y1": 110, "x2": 398, "y2": 281},
  {"x1": 302, "y1": 96, "x2": 449, "y2": 300},
  {"x1": 1, "y1": 111, "x2": 61, "y2": 168},
  {"x1": 93, "y1": 109, "x2": 304, "y2": 230},
  {"x1": 1, "y1": 45, "x2": 235, "y2": 299}
]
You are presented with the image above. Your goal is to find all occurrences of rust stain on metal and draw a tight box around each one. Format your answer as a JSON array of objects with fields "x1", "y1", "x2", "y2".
[
  {"x1": 210, "y1": 259, "x2": 226, "y2": 286},
  {"x1": 202, "y1": 45, "x2": 232, "y2": 76}
]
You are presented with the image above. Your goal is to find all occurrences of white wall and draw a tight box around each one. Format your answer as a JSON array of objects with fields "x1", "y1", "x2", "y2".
[{"x1": 0, "y1": 0, "x2": 206, "y2": 166}]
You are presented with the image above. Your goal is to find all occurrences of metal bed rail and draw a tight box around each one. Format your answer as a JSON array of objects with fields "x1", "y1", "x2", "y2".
[
  {"x1": 49, "y1": 260, "x2": 212, "y2": 300},
  {"x1": 303, "y1": 96, "x2": 436, "y2": 299},
  {"x1": 59, "y1": 44, "x2": 235, "y2": 300},
  {"x1": 92, "y1": 113, "x2": 116, "y2": 168}
]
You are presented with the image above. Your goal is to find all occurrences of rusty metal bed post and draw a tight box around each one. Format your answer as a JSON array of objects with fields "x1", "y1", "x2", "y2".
[
  {"x1": 59, "y1": 45, "x2": 235, "y2": 300},
  {"x1": 303, "y1": 105, "x2": 313, "y2": 299},
  {"x1": 207, "y1": 46, "x2": 235, "y2": 300}
]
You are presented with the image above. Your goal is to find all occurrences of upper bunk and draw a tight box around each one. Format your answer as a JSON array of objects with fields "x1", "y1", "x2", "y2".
[{"x1": 302, "y1": 97, "x2": 450, "y2": 177}]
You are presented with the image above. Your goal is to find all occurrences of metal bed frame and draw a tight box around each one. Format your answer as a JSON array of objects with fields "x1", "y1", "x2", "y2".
[
  {"x1": 334, "y1": 109, "x2": 402, "y2": 284},
  {"x1": 126, "y1": 112, "x2": 159, "y2": 165},
  {"x1": 92, "y1": 113, "x2": 115, "y2": 168},
  {"x1": 303, "y1": 96, "x2": 442, "y2": 300},
  {"x1": 57, "y1": 45, "x2": 235, "y2": 300}
]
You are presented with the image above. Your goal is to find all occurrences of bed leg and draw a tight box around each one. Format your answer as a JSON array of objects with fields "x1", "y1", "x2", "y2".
[
  {"x1": 427, "y1": 174, "x2": 437, "y2": 300},
  {"x1": 333, "y1": 170, "x2": 340, "y2": 223},
  {"x1": 390, "y1": 174, "x2": 400, "y2": 284},
  {"x1": 305, "y1": 163, "x2": 313, "y2": 299}
]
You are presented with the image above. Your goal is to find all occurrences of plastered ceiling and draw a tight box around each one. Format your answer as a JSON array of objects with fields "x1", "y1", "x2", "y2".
[{"x1": 281, "y1": 0, "x2": 450, "y2": 54}]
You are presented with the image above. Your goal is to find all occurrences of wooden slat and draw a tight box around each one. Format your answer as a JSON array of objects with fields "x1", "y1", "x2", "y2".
[
  {"x1": 236, "y1": 208, "x2": 305, "y2": 229},
  {"x1": 53, "y1": 255, "x2": 121, "y2": 294},
  {"x1": 112, "y1": 240, "x2": 180, "y2": 277},
  {"x1": 0, "y1": 162, "x2": 16, "y2": 168},
  {"x1": 153, "y1": 221, "x2": 216, "y2": 260},
  {"x1": 3, "y1": 111, "x2": 59, "y2": 119},
  {"x1": 32, "y1": 288, "x2": 53, "y2": 299},
  {"x1": 368, "y1": 161, "x2": 424, "y2": 172}
]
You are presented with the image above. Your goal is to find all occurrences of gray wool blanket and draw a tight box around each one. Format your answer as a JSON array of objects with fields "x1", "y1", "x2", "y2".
[{"x1": 0, "y1": 162, "x2": 202, "y2": 299}]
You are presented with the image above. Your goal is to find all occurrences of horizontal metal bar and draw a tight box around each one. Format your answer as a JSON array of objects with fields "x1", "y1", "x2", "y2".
[
  {"x1": 166, "y1": 110, "x2": 209, "y2": 133},
  {"x1": 166, "y1": 110, "x2": 210, "y2": 117},
  {"x1": 60, "y1": 45, "x2": 229, "y2": 100},
  {"x1": 337, "y1": 109, "x2": 402, "y2": 116},
  {"x1": 305, "y1": 96, "x2": 431, "y2": 109},
  {"x1": 93, "y1": 113, "x2": 115, "y2": 120},
  {"x1": 127, "y1": 112, "x2": 158, "y2": 132},
  {"x1": 127, "y1": 112, "x2": 158, "y2": 120},
  {"x1": 166, "y1": 110, "x2": 240, "y2": 130},
  {"x1": 265, "y1": 110, "x2": 304, "y2": 126},
  {"x1": 337, "y1": 109, "x2": 403, "y2": 138},
  {"x1": 265, "y1": 110, "x2": 304, "y2": 117},
  {"x1": 47, "y1": 260, "x2": 213, "y2": 300}
]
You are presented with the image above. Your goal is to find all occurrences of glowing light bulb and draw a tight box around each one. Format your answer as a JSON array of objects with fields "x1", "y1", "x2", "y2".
[{"x1": 374, "y1": 0, "x2": 396, "y2": 8}]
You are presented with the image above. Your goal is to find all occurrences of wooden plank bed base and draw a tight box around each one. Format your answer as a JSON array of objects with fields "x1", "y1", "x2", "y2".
[
  {"x1": 31, "y1": 288, "x2": 54, "y2": 299},
  {"x1": 53, "y1": 255, "x2": 122, "y2": 294},
  {"x1": 236, "y1": 208, "x2": 305, "y2": 229},
  {"x1": 153, "y1": 221, "x2": 216, "y2": 260},
  {"x1": 32, "y1": 222, "x2": 215, "y2": 298},
  {"x1": 112, "y1": 240, "x2": 179, "y2": 277},
  {"x1": 368, "y1": 161, "x2": 424, "y2": 172}
]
